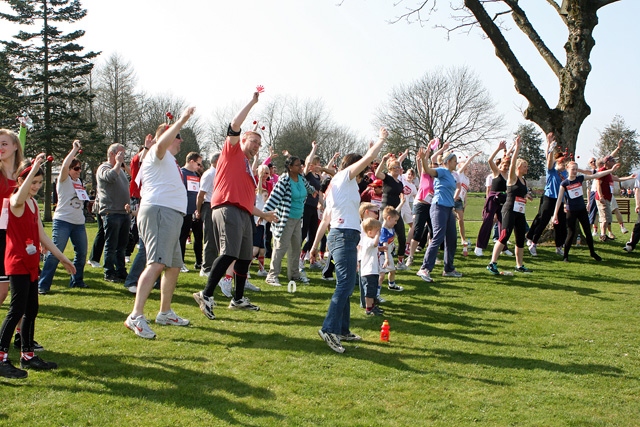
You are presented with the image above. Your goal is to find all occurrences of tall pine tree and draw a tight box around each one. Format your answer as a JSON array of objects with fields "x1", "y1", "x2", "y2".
[
  {"x1": 0, "y1": 49, "x2": 21, "y2": 129},
  {"x1": 515, "y1": 123, "x2": 546, "y2": 182},
  {"x1": 1, "y1": 0, "x2": 100, "y2": 220}
]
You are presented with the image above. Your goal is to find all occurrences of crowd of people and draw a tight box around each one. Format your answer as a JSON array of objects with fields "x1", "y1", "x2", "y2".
[{"x1": 1, "y1": 94, "x2": 640, "y2": 372}]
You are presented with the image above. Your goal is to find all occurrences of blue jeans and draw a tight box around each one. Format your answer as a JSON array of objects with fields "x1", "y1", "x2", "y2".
[
  {"x1": 321, "y1": 228, "x2": 360, "y2": 335},
  {"x1": 102, "y1": 213, "x2": 130, "y2": 277},
  {"x1": 38, "y1": 219, "x2": 87, "y2": 291},
  {"x1": 421, "y1": 204, "x2": 457, "y2": 273},
  {"x1": 125, "y1": 238, "x2": 146, "y2": 288}
]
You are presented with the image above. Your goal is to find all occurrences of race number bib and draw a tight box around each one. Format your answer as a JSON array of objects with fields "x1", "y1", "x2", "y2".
[
  {"x1": 567, "y1": 182, "x2": 583, "y2": 199},
  {"x1": 0, "y1": 199, "x2": 8, "y2": 230},
  {"x1": 73, "y1": 183, "x2": 89, "y2": 201},
  {"x1": 423, "y1": 192, "x2": 434, "y2": 204},
  {"x1": 513, "y1": 196, "x2": 526, "y2": 213},
  {"x1": 186, "y1": 175, "x2": 200, "y2": 192}
]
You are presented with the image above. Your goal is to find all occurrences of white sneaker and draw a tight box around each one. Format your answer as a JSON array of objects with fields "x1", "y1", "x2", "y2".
[
  {"x1": 405, "y1": 256, "x2": 414, "y2": 266},
  {"x1": 529, "y1": 244, "x2": 537, "y2": 256},
  {"x1": 396, "y1": 262, "x2": 408, "y2": 271},
  {"x1": 474, "y1": 247, "x2": 483, "y2": 257},
  {"x1": 124, "y1": 315, "x2": 156, "y2": 339},
  {"x1": 155, "y1": 309, "x2": 190, "y2": 326},
  {"x1": 244, "y1": 279, "x2": 261, "y2": 292},
  {"x1": 256, "y1": 268, "x2": 268, "y2": 277},
  {"x1": 295, "y1": 275, "x2": 310, "y2": 284},
  {"x1": 125, "y1": 256, "x2": 130, "y2": 263},
  {"x1": 416, "y1": 269, "x2": 433, "y2": 282},
  {"x1": 298, "y1": 257, "x2": 305, "y2": 270},
  {"x1": 127, "y1": 285, "x2": 137, "y2": 294},
  {"x1": 318, "y1": 329, "x2": 345, "y2": 354},
  {"x1": 621, "y1": 226, "x2": 629, "y2": 234},
  {"x1": 502, "y1": 249, "x2": 514, "y2": 256},
  {"x1": 229, "y1": 296, "x2": 260, "y2": 311},
  {"x1": 180, "y1": 264, "x2": 189, "y2": 273},
  {"x1": 87, "y1": 260, "x2": 101, "y2": 268},
  {"x1": 555, "y1": 247, "x2": 564, "y2": 256},
  {"x1": 266, "y1": 277, "x2": 281, "y2": 286},
  {"x1": 193, "y1": 291, "x2": 216, "y2": 319},
  {"x1": 199, "y1": 269, "x2": 210, "y2": 277},
  {"x1": 623, "y1": 242, "x2": 634, "y2": 253},
  {"x1": 218, "y1": 276, "x2": 233, "y2": 298}
]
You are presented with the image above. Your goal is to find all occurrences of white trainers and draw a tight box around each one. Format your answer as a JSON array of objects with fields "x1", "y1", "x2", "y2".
[
  {"x1": 218, "y1": 276, "x2": 233, "y2": 298},
  {"x1": 127, "y1": 285, "x2": 137, "y2": 294},
  {"x1": 396, "y1": 262, "x2": 408, "y2": 271},
  {"x1": 502, "y1": 249, "x2": 514, "y2": 256},
  {"x1": 155, "y1": 309, "x2": 190, "y2": 326},
  {"x1": 199, "y1": 269, "x2": 210, "y2": 277},
  {"x1": 124, "y1": 315, "x2": 156, "y2": 339},
  {"x1": 621, "y1": 226, "x2": 629, "y2": 234},
  {"x1": 623, "y1": 242, "x2": 634, "y2": 253},
  {"x1": 244, "y1": 279, "x2": 261, "y2": 292},
  {"x1": 405, "y1": 256, "x2": 414, "y2": 266},
  {"x1": 416, "y1": 269, "x2": 433, "y2": 282},
  {"x1": 256, "y1": 268, "x2": 268, "y2": 277},
  {"x1": 555, "y1": 247, "x2": 564, "y2": 256},
  {"x1": 229, "y1": 297, "x2": 260, "y2": 311},
  {"x1": 87, "y1": 260, "x2": 101, "y2": 268},
  {"x1": 180, "y1": 264, "x2": 189, "y2": 273},
  {"x1": 266, "y1": 277, "x2": 281, "y2": 286},
  {"x1": 318, "y1": 329, "x2": 345, "y2": 353},
  {"x1": 193, "y1": 291, "x2": 216, "y2": 320},
  {"x1": 474, "y1": 247, "x2": 483, "y2": 257},
  {"x1": 529, "y1": 244, "x2": 538, "y2": 256},
  {"x1": 125, "y1": 256, "x2": 130, "y2": 263}
]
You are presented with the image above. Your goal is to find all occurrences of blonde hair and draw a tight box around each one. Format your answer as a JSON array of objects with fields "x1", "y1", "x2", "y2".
[
  {"x1": 362, "y1": 217, "x2": 382, "y2": 233},
  {"x1": 0, "y1": 129, "x2": 25, "y2": 182},
  {"x1": 382, "y1": 206, "x2": 399, "y2": 219},
  {"x1": 359, "y1": 202, "x2": 378, "y2": 219}
]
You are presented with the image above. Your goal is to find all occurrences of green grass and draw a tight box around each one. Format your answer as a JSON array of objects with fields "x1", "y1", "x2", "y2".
[{"x1": 1, "y1": 197, "x2": 639, "y2": 426}]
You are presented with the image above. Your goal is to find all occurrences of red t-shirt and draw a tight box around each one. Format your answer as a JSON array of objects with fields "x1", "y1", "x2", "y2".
[
  {"x1": 596, "y1": 167, "x2": 613, "y2": 201},
  {"x1": 5, "y1": 198, "x2": 40, "y2": 281},
  {"x1": 129, "y1": 153, "x2": 142, "y2": 198},
  {"x1": 211, "y1": 138, "x2": 257, "y2": 214},
  {"x1": 0, "y1": 176, "x2": 16, "y2": 201}
]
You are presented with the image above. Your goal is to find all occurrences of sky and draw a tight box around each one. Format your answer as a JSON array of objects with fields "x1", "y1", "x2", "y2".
[{"x1": 1, "y1": 0, "x2": 638, "y2": 162}]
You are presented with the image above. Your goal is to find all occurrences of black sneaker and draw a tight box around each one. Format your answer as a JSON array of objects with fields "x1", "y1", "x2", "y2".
[
  {"x1": 0, "y1": 360, "x2": 28, "y2": 378},
  {"x1": 366, "y1": 306, "x2": 385, "y2": 316},
  {"x1": 14, "y1": 333, "x2": 44, "y2": 351},
  {"x1": 69, "y1": 282, "x2": 88, "y2": 288},
  {"x1": 20, "y1": 355, "x2": 57, "y2": 370}
]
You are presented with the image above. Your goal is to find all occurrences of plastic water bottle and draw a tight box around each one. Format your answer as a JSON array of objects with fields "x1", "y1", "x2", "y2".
[
  {"x1": 462, "y1": 242, "x2": 468, "y2": 257},
  {"x1": 576, "y1": 235, "x2": 581, "y2": 246},
  {"x1": 380, "y1": 320, "x2": 390, "y2": 342}
]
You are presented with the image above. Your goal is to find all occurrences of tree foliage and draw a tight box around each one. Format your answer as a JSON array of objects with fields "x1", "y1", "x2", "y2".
[
  {"x1": 0, "y1": 49, "x2": 21, "y2": 129},
  {"x1": 376, "y1": 66, "x2": 505, "y2": 155},
  {"x1": 595, "y1": 115, "x2": 639, "y2": 177},
  {"x1": 515, "y1": 123, "x2": 546, "y2": 181},
  {"x1": 393, "y1": 0, "x2": 622, "y2": 153},
  {"x1": 1, "y1": 0, "x2": 100, "y2": 220}
]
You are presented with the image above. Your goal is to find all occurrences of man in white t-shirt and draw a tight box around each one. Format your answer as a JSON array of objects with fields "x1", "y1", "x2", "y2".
[
  {"x1": 195, "y1": 152, "x2": 220, "y2": 276},
  {"x1": 124, "y1": 107, "x2": 195, "y2": 339}
]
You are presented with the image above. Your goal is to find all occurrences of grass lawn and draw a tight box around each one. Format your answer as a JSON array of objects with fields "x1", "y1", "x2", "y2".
[{"x1": 1, "y1": 194, "x2": 639, "y2": 426}]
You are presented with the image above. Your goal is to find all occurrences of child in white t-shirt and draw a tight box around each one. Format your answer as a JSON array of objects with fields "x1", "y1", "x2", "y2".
[
  {"x1": 358, "y1": 217, "x2": 384, "y2": 316},
  {"x1": 379, "y1": 206, "x2": 404, "y2": 297}
]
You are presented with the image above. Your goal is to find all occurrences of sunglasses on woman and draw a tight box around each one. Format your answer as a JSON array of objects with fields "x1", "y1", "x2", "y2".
[{"x1": 72, "y1": 166, "x2": 81, "y2": 171}]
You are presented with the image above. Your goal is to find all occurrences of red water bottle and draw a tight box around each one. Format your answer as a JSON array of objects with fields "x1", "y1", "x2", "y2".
[{"x1": 380, "y1": 320, "x2": 390, "y2": 342}]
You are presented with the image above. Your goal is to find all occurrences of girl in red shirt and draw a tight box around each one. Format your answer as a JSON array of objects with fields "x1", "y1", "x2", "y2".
[{"x1": 0, "y1": 154, "x2": 75, "y2": 379}]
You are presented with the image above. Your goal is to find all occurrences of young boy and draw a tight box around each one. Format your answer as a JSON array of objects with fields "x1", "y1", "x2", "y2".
[
  {"x1": 379, "y1": 206, "x2": 404, "y2": 296},
  {"x1": 359, "y1": 217, "x2": 384, "y2": 316},
  {"x1": 253, "y1": 188, "x2": 269, "y2": 276}
]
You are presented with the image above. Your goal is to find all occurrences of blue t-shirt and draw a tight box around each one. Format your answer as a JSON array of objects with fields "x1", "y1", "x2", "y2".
[
  {"x1": 432, "y1": 167, "x2": 456, "y2": 207},
  {"x1": 544, "y1": 165, "x2": 567, "y2": 199},
  {"x1": 561, "y1": 175, "x2": 586, "y2": 212},
  {"x1": 379, "y1": 226, "x2": 395, "y2": 246},
  {"x1": 289, "y1": 178, "x2": 306, "y2": 219}
]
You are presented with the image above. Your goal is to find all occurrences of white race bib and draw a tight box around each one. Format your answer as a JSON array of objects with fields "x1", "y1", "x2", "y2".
[
  {"x1": 459, "y1": 183, "x2": 468, "y2": 202},
  {"x1": 73, "y1": 183, "x2": 89, "y2": 201},
  {"x1": 513, "y1": 196, "x2": 526, "y2": 213},
  {"x1": 567, "y1": 182, "x2": 583, "y2": 199},
  {"x1": 423, "y1": 192, "x2": 434, "y2": 204},
  {"x1": 0, "y1": 199, "x2": 9, "y2": 230},
  {"x1": 187, "y1": 175, "x2": 200, "y2": 192}
]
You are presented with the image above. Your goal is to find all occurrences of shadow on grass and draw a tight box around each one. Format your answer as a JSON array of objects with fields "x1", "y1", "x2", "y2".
[
  {"x1": 429, "y1": 348, "x2": 625, "y2": 377},
  {"x1": 48, "y1": 352, "x2": 281, "y2": 425}
]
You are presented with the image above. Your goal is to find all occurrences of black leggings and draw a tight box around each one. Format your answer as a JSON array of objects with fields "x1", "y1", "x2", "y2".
[
  {"x1": 499, "y1": 210, "x2": 527, "y2": 248},
  {"x1": 527, "y1": 196, "x2": 567, "y2": 246},
  {"x1": 301, "y1": 204, "x2": 319, "y2": 253},
  {"x1": 179, "y1": 215, "x2": 203, "y2": 265},
  {"x1": 565, "y1": 209, "x2": 596, "y2": 258},
  {"x1": 0, "y1": 275, "x2": 38, "y2": 352},
  {"x1": 203, "y1": 255, "x2": 250, "y2": 300}
]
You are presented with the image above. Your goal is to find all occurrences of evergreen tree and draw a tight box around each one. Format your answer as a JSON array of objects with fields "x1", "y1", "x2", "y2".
[
  {"x1": 516, "y1": 123, "x2": 546, "y2": 181},
  {"x1": 0, "y1": 49, "x2": 21, "y2": 129},
  {"x1": 595, "y1": 116, "x2": 639, "y2": 177},
  {"x1": 1, "y1": 0, "x2": 100, "y2": 220}
]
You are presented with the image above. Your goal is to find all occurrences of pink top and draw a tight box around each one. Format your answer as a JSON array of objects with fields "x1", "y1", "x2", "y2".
[{"x1": 416, "y1": 172, "x2": 434, "y2": 201}]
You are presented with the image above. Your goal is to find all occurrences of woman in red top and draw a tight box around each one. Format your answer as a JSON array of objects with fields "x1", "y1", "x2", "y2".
[
  {"x1": 0, "y1": 154, "x2": 75, "y2": 379},
  {"x1": 0, "y1": 128, "x2": 24, "y2": 306}
]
